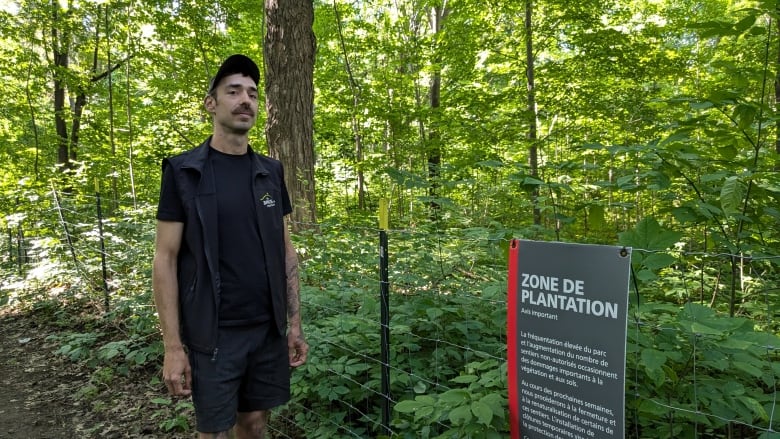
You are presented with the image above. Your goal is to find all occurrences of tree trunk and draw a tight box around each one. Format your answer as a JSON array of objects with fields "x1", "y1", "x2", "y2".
[
  {"x1": 525, "y1": 0, "x2": 541, "y2": 225},
  {"x1": 775, "y1": 9, "x2": 780, "y2": 167},
  {"x1": 105, "y1": 5, "x2": 120, "y2": 211},
  {"x1": 51, "y1": 3, "x2": 120, "y2": 171},
  {"x1": 264, "y1": 0, "x2": 317, "y2": 229},
  {"x1": 69, "y1": 11, "x2": 101, "y2": 164},
  {"x1": 24, "y1": 58, "x2": 41, "y2": 179},
  {"x1": 427, "y1": 5, "x2": 447, "y2": 215},
  {"x1": 51, "y1": 4, "x2": 70, "y2": 168},
  {"x1": 333, "y1": 2, "x2": 365, "y2": 210},
  {"x1": 70, "y1": 92, "x2": 87, "y2": 162}
]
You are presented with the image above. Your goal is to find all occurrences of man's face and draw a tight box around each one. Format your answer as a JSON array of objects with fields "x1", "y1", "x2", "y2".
[{"x1": 205, "y1": 73, "x2": 259, "y2": 134}]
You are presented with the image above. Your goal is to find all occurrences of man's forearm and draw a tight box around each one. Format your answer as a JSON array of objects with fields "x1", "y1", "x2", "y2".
[
  {"x1": 285, "y1": 249, "x2": 302, "y2": 328},
  {"x1": 284, "y1": 220, "x2": 303, "y2": 329},
  {"x1": 152, "y1": 255, "x2": 183, "y2": 350}
]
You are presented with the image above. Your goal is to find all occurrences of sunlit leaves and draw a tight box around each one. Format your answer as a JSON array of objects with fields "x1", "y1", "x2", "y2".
[{"x1": 720, "y1": 175, "x2": 744, "y2": 218}]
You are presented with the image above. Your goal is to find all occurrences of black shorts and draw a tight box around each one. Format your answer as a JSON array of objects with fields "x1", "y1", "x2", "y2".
[{"x1": 189, "y1": 322, "x2": 290, "y2": 433}]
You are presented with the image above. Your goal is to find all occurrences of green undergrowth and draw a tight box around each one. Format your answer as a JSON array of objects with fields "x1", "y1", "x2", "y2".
[{"x1": 2, "y1": 215, "x2": 780, "y2": 438}]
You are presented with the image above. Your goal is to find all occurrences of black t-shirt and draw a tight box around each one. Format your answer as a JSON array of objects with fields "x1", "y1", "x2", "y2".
[{"x1": 157, "y1": 147, "x2": 274, "y2": 325}]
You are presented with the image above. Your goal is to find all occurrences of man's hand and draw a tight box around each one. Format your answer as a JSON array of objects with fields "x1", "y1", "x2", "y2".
[
  {"x1": 162, "y1": 347, "x2": 192, "y2": 396},
  {"x1": 288, "y1": 326, "x2": 309, "y2": 368}
]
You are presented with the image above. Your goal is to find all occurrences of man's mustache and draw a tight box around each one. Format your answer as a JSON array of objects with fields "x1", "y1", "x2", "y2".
[{"x1": 233, "y1": 104, "x2": 255, "y2": 116}]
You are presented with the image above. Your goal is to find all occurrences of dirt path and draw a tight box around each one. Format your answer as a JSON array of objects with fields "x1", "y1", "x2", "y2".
[
  {"x1": 0, "y1": 311, "x2": 84, "y2": 438},
  {"x1": 0, "y1": 306, "x2": 190, "y2": 439}
]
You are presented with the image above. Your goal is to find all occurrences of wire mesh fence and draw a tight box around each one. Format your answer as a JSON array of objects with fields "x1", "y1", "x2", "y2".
[{"x1": 1, "y1": 189, "x2": 779, "y2": 438}]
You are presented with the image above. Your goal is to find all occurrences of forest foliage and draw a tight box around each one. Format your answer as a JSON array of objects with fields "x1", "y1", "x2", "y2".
[{"x1": 1, "y1": 0, "x2": 780, "y2": 437}]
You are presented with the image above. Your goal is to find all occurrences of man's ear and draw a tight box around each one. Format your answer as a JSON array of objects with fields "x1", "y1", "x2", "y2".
[{"x1": 204, "y1": 94, "x2": 216, "y2": 113}]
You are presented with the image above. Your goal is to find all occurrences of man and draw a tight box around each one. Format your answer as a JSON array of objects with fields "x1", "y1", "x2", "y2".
[{"x1": 152, "y1": 54, "x2": 308, "y2": 439}]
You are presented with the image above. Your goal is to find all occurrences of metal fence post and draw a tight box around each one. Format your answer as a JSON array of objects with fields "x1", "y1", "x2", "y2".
[
  {"x1": 96, "y1": 180, "x2": 110, "y2": 310},
  {"x1": 378, "y1": 198, "x2": 391, "y2": 436}
]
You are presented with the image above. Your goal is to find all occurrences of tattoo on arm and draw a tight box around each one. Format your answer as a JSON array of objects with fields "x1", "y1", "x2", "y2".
[{"x1": 286, "y1": 245, "x2": 301, "y2": 322}]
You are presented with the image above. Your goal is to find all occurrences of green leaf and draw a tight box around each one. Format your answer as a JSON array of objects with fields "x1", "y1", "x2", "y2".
[
  {"x1": 475, "y1": 160, "x2": 504, "y2": 169},
  {"x1": 634, "y1": 268, "x2": 656, "y2": 282},
  {"x1": 696, "y1": 201, "x2": 723, "y2": 218},
  {"x1": 733, "y1": 361, "x2": 763, "y2": 378},
  {"x1": 426, "y1": 307, "x2": 444, "y2": 320},
  {"x1": 734, "y1": 15, "x2": 757, "y2": 34},
  {"x1": 101, "y1": 347, "x2": 120, "y2": 360},
  {"x1": 642, "y1": 253, "x2": 676, "y2": 270},
  {"x1": 733, "y1": 103, "x2": 757, "y2": 130},
  {"x1": 688, "y1": 322, "x2": 723, "y2": 335},
  {"x1": 640, "y1": 349, "x2": 667, "y2": 370},
  {"x1": 617, "y1": 174, "x2": 639, "y2": 190},
  {"x1": 709, "y1": 90, "x2": 742, "y2": 108},
  {"x1": 709, "y1": 399, "x2": 738, "y2": 420},
  {"x1": 716, "y1": 142, "x2": 739, "y2": 160},
  {"x1": 522, "y1": 177, "x2": 544, "y2": 186},
  {"x1": 755, "y1": 174, "x2": 780, "y2": 193},
  {"x1": 439, "y1": 389, "x2": 470, "y2": 405},
  {"x1": 618, "y1": 217, "x2": 682, "y2": 250},
  {"x1": 333, "y1": 385, "x2": 350, "y2": 395},
  {"x1": 637, "y1": 399, "x2": 668, "y2": 416},
  {"x1": 720, "y1": 176, "x2": 743, "y2": 217},
  {"x1": 682, "y1": 303, "x2": 716, "y2": 321},
  {"x1": 451, "y1": 374, "x2": 478, "y2": 384},
  {"x1": 395, "y1": 400, "x2": 425, "y2": 414},
  {"x1": 588, "y1": 205, "x2": 606, "y2": 229},
  {"x1": 671, "y1": 206, "x2": 700, "y2": 223},
  {"x1": 448, "y1": 405, "x2": 473, "y2": 426},
  {"x1": 383, "y1": 167, "x2": 429, "y2": 189},
  {"x1": 694, "y1": 20, "x2": 736, "y2": 38},
  {"x1": 690, "y1": 100, "x2": 714, "y2": 110},
  {"x1": 721, "y1": 381, "x2": 745, "y2": 397},
  {"x1": 646, "y1": 365, "x2": 667, "y2": 388},
  {"x1": 414, "y1": 405, "x2": 435, "y2": 422},
  {"x1": 471, "y1": 400, "x2": 493, "y2": 426},
  {"x1": 660, "y1": 127, "x2": 694, "y2": 145}
]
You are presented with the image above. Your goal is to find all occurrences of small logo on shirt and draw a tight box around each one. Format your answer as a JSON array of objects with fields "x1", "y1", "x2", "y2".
[{"x1": 260, "y1": 193, "x2": 277, "y2": 208}]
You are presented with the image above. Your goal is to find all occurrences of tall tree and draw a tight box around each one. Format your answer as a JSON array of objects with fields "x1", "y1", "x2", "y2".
[
  {"x1": 51, "y1": 0, "x2": 72, "y2": 167},
  {"x1": 426, "y1": 0, "x2": 449, "y2": 216},
  {"x1": 524, "y1": 0, "x2": 541, "y2": 226},
  {"x1": 264, "y1": 0, "x2": 317, "y2": 228},
  {"x1": 776, "y1": 6, "x2": 780, "y2": 165},
  {"x1": 333, "y1": 1, "x2": 366, "y2": 209},
  {"x1": 49, "y1": 1, "x2": 126, "y2": 171},
  {"x1": 426, "y1": 3, "x2": 448, "y2": 215}
]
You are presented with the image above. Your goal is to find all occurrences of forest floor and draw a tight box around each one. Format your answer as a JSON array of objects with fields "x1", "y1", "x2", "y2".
[{"x1": 0, "y1": 301, "x2": 191, "y2": 439}]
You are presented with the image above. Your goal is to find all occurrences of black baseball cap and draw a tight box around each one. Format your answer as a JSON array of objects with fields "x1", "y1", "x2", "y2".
[{"x1": 207, "y1": 54, "x2": 260, "y2": 95}]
